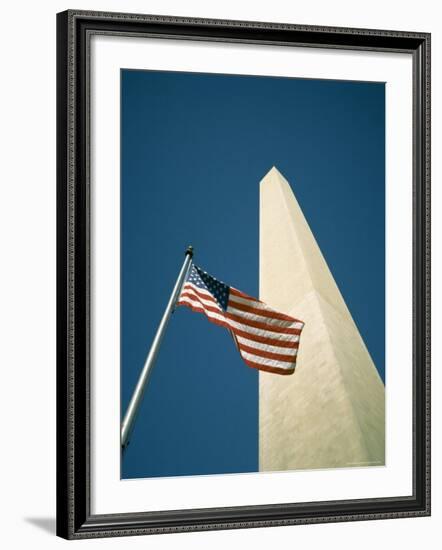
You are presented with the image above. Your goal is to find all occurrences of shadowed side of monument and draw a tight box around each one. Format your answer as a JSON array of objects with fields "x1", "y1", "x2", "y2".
[{"x1": 259, "y1": 166, "x2": 385, "y2": 471}]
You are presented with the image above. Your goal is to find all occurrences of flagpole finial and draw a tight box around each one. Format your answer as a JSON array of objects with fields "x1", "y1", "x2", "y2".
[{"x1": 185, "y1": 245, "x2": 194, "y2": 258}]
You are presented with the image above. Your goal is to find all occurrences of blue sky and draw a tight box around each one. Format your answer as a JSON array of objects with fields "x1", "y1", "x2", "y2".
[{"x1": 121, "y1": 69, "x2": 385, "y2": 479}]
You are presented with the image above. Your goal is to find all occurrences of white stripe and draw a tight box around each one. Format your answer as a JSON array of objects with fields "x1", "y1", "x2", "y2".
[
  {"x1": 184, "y1": 283, "x2": 304, "y2": 330},
  {"x1": 229, "y1": 297, "x2": 303, "y2": 329},
  {"x1": 177, "y1": 297, "x2": 226, "y2": 323},
  {"x1": 177, "y1": 296, "x2": 296, "y2": 342},
  {"x1": 235, "y1": 334, "x2": 298, "y2": 357},
  {"x1": 181, "y1": 282, "x2": 218, "y2": 301},
  {"x1": 229, "y1": 293, "x2": 268, "y2": 308},
  {"x1": 239, "y1": 350, "x2": 296, "y2": 369},
  {"x1": 227, "y1": 304, "x2": 299, "y2": 328},
  {"x1": 180, "y1": 286, "x2": 222, "y2": 311}
]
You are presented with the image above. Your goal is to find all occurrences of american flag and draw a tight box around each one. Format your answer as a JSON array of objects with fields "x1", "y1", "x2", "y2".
[{"x1": 176, "y1": 264, "x2": 304, "y2": 375}]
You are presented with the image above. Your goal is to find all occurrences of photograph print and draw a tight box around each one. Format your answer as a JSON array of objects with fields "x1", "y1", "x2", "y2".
[{"x1": 120, "y1": 68, "x2": 385, "y2": 480}]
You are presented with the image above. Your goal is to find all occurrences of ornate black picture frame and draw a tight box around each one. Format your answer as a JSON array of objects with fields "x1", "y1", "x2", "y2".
[{"x1": 56, "y1": 9, "x2": 430, "y2": 539}]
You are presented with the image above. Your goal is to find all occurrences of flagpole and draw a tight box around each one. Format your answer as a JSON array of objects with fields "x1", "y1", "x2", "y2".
[{"x1": 121, "y1": 245, "x2": 194, "y2": 450}]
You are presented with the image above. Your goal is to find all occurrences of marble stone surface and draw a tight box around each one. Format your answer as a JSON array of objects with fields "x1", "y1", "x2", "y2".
[{"x1": 259, "y1": 167, "x2": 385, "y2": 471}]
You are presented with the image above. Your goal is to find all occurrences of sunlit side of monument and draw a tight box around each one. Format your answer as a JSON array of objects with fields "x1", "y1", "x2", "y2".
[{"x1": 259, "y1": 167, "x2": 385, "y2": 471}]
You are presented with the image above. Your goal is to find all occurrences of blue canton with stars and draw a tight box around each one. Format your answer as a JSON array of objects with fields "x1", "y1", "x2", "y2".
[{"x1": 186, "y1": 265, "x2": 230, "y2": 311}]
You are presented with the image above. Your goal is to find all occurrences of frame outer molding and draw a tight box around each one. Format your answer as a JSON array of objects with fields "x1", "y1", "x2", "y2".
[{"x1": 56, "y1": 10, "x2": 431, "y2": 539}]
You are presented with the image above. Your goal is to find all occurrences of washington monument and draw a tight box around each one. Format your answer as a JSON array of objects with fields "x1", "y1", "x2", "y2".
[{"x1": 259, "y1": 167, "x2": 385, "y2": 471}]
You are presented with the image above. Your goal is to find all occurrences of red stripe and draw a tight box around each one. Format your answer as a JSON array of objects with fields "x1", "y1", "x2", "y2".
[
  {"x1": 237, "y1": 342, "x2": 296, "y2": 363},
  {"x1": 181, "y1": 284, "x2": 218, "y2": 304},
  {"x1": 230, "y1": 287, "x2": 261, "y2": 302},
  {"x1": 178, "y1": 298, "x2": 299, "y2": 374},
  {"x1": 179, "y1": 297, "x2": 300, "y2": 347},
  {"x1": 230, "y1": 328, "x2": 299, "y2": 348},
  {"x1": 180, "y1": 293, "x2": 301, "y2": 336},
  {"x1": 181, "y1": 286, "x2": 299, "y2": 333},
  {"x1": 179, "y1": 292, "x2": 221, "y2": 314},
  {"x1": 228, "y1": 299, "x2": 299, "y2": 322},
  {"x1": 177, "y1": 300, "x2": 232, "y2": 331},
  {"x1": 185, "y1": 283, "x2": 303, "y2": 327},
  {"x1": 225, "y1": 312, "x2": 302, "y2": 335},
  {"x1": 242, "y1": 357, "x2": 295, "y2": 375}
]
